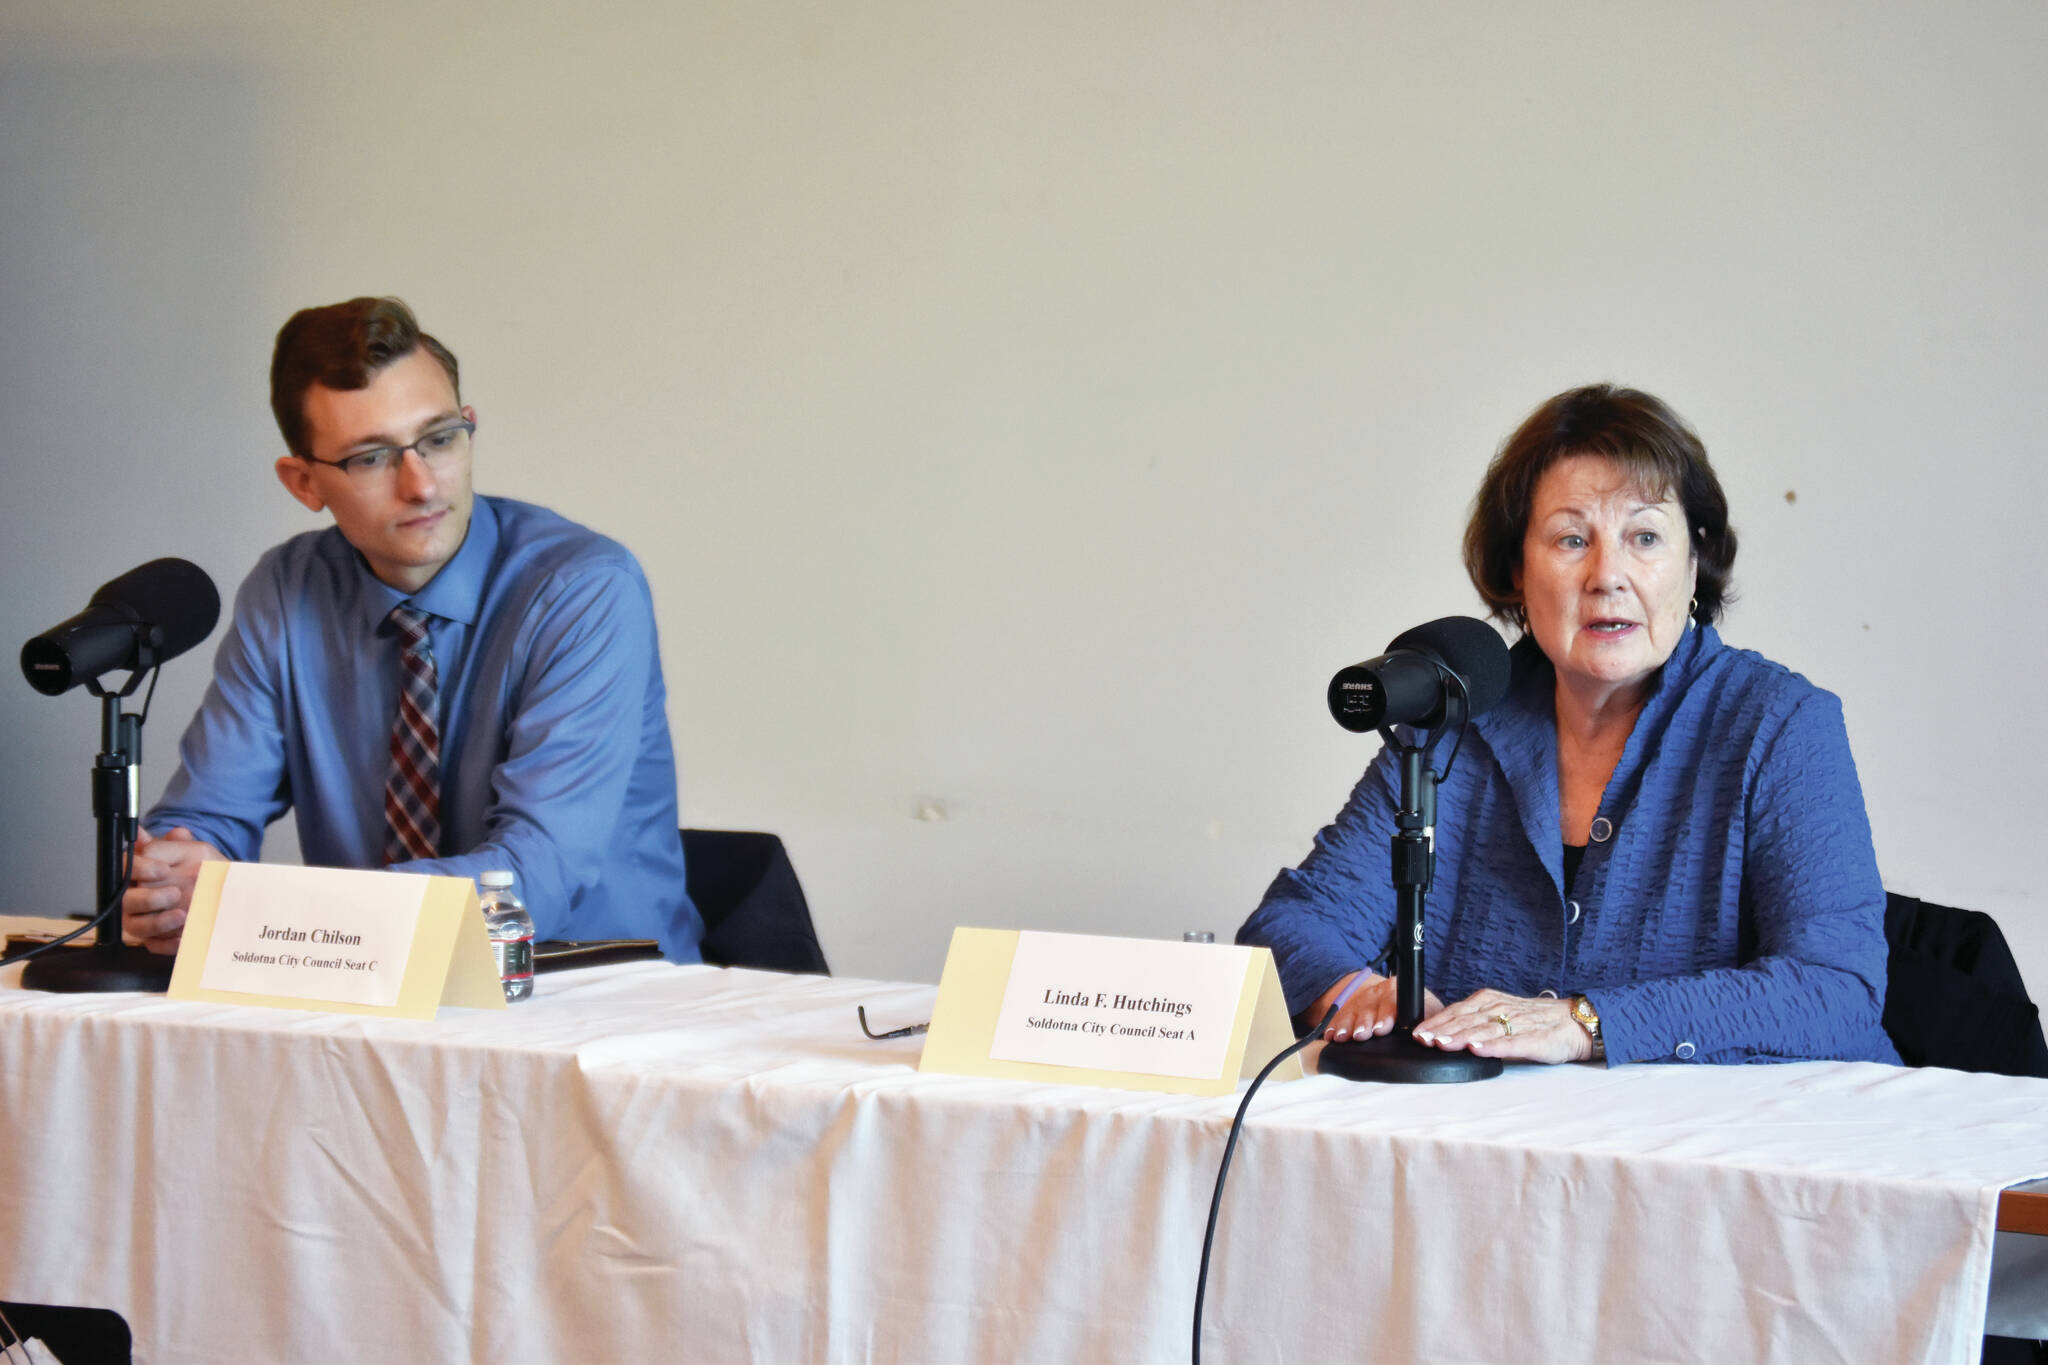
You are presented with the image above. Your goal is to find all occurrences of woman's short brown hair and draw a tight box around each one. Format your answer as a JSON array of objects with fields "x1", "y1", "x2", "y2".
[
  {"x1": 1462, "y1": 383, "x2": 1737, "y2": 630},
  {"x1": 269, "y1": 296, "x2": 460, "y2": 459}
]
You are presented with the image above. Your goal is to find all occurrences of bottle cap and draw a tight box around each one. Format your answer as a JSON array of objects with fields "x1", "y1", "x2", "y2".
[{"x1": 479, "y1": 870, "x2": 515, "y2": 889}]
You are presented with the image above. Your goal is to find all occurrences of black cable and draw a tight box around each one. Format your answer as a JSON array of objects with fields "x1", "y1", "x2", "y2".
[
  {"x1": 1433, "y1": 669, "x2": 1474, "y2": 782},
  {"x1": 3, "y1": 676, "x2": 157, "y2": 971},
  {"x1": 1377, "y1": 666, "x2": 1476, "y2": 789},
  {"x1": 0, "y1": 827, "x2": 139, "y2": 968},
  {"x1": 134, "y1": 664, "x2": 162, "y2": 725},
  {"x1": 1192, "y1": 1000, "x2": 1339, "y2": 1365},
  {"x1": 0, "y1": 1299, "x2": 26, "y2": 1363}
]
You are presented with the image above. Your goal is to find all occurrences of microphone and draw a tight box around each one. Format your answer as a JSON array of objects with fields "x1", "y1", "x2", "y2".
[
  {"x1": 1326, "y1": 616, "x2": 1510, "y2": 732},
  {"x1": 20, "y1": 558, "x2": 221, "y2": 696}
]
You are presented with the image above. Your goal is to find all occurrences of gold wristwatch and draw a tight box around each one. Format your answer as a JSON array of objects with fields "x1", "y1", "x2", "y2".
[{"x1": 1569, "y1": 995, "x2": 1605, "y2": 1061}]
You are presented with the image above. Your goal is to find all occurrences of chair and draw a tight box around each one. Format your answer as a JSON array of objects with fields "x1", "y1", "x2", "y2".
[
  {"x1": 1883, "y1": 896, "x2": 2048, "y2": 1365},
  {"x1": 683, "y1": 829, "x2": 829, "y2": 975},
  {"x1": 1882, "y1": 892, "x2": 2048, "y2": 1078},
  {"x1": 0, "y1": 1300, "x2": 132, "y2": 1364}
]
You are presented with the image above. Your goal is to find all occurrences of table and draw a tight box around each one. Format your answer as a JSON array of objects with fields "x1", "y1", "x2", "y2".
[
  {"x1": 4, "y1": 926, "x2": 2046, "y2": 1364},
  {"x1": 2004, "y1": 1178, "x2": 2048, "y2": 1234}
]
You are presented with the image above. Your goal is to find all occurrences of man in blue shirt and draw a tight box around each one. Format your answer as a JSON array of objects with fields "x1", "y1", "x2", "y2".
[{"x1": 121, "y1": 297, "x2": 702, "y2": 962}]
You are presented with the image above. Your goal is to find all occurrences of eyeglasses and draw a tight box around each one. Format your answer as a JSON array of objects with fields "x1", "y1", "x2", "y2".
[
  {"x1": 301, "y1": 419, "x2": 475, "y2": 480},
  {"x1": 857, "y1": 1006, "x2": 929, "y2": 1040}
]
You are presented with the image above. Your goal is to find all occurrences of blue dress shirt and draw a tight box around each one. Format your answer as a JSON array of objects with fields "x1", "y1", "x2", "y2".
[
  {"x1": 149, "y1": 495, "x2": 703, "y2": 963},
  {"x1": 1238, "y1": 625, "x2": 1899, "y2": 1065}
]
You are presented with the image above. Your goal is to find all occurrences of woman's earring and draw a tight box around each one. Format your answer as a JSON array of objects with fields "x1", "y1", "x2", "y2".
[{"x1": 1687, "y1": 596, "x2": 1699, "y2": 632}]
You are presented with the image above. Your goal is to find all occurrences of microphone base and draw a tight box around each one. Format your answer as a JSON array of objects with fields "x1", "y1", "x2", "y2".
[
  {"x1": 1318, "y1": 1032, "x2": 1503, "y2": 1084},
  {"x1": 19, "y1": 943, "x2": 175, "y2": 994}
]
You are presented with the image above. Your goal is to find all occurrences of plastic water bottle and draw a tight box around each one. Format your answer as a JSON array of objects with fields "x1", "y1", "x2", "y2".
[{"x1": 478, "y1": 870, "x2": 534, "y2": 1003}]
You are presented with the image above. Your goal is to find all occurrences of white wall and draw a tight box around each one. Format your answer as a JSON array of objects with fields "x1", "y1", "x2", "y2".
[{"x1": 4, "y1": 2, "x2": 2045, "y2": 994}]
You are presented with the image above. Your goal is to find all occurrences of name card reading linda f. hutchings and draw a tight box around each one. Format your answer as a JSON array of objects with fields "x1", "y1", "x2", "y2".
[
  {"x1": 987, "y1": 931, "x2": 1249, "y2": 1080},
  {"x1": 198, "y1": 862, "x2": 427, "y2": 1007}
]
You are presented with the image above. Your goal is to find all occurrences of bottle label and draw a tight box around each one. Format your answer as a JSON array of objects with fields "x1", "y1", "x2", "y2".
[{"x1": 494, "y1": 936, "x2": 535, "y2": 982}]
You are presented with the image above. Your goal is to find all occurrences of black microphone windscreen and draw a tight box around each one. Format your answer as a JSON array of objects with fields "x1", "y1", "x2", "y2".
[
  {"x1": 90, "y1": 558, "x2": 221, "y2": 663},
  {"x1": 1384, "y1": 616, "x2": 1511, "y2": 717}
]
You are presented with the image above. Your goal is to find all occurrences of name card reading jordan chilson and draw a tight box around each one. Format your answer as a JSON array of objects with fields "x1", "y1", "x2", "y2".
[
  {"x1": 198, "y1": 863, "x2": 425, "y2": 1008},
  {"x1": 987, "y1": 931, "x2": 1247, "y2": 1080}
]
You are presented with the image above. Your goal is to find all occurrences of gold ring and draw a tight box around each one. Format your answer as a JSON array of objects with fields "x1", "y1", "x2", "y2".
[{"x1": 1492, "y1": 1012, "x2": 1514, "y2": 1037}]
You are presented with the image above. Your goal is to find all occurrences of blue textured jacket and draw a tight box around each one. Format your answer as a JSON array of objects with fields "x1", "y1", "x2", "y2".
[{"x1": 1238, "y1": 625, "x2": 1900, "y2": 1065}]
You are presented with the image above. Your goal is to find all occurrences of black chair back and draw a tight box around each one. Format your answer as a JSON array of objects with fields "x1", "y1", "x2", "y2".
[
  {"x1": 683, "y1": 829, "x2": 829, "y2": 975},
  {"x1": 1883, "y1": 892, "x2": 2048, "y2": 1077}
]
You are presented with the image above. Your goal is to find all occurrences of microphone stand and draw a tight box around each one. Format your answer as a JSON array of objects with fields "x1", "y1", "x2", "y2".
[
  {"x1": 21, "y1": 660, "x2": 177, "y2": 994},
  {"x1": 1318, "y1": 696, "x2": 1501, "y2": 1084}
]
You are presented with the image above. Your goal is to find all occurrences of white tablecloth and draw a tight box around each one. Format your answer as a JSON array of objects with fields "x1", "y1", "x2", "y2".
[{"x1": 3, "y1": 941, "x2": 2045, "y2": 1364}]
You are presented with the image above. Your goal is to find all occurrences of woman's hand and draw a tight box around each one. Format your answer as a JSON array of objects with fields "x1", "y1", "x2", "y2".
[
  {"x1": 1414, "y1": 988, "x2": 1593, "y2": 1064},
  {"x1": 1307, "y1": 971, "x2": 1445, "y2": 1043}
]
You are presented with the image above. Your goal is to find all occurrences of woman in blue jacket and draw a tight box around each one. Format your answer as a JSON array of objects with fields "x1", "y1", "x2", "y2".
[{"x1": 1238, "y1": 385, "x2": 1899, "y2": 1066}]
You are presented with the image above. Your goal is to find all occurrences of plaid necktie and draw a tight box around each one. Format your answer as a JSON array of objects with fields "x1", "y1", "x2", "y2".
[{"x1": 382, "y1": 605, "x2": 442, "y2": 864}]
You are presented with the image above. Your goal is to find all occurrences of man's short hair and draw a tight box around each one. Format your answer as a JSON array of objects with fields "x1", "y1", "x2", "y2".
[{"x1": 269, "y1": 297, "x2": 461, "y2": 459}]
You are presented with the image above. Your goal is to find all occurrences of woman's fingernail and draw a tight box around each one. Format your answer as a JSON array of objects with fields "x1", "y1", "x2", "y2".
[
  {"x1": 1374, "y1": 1019, "x2": 1390, "y2": 1035},
  {"x1": 1333, "y1": 1028, "x2": 1350, "y2": 1041}
]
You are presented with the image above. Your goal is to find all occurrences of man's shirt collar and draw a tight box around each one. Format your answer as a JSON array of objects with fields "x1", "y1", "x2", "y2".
[
  {"x1": 408, "y1": 496, "x2": 498, "y2": 626},
  {"x1": 353, "y1": 495, "x2": 500, "y2": 630}
]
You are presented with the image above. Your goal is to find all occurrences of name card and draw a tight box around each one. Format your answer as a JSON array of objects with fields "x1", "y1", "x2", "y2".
[
  {"x1": 919, "y1": 928, "x2": 1300, "y2": 1096},
  {"x1": 168, "y1": 862, "x2": 506, "y2": 1018}
]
